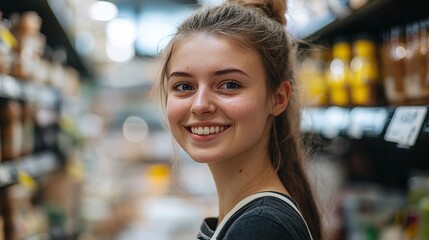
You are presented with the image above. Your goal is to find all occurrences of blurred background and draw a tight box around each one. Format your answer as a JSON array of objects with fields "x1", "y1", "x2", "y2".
[{"x1": 1, "y1": 0, "x2": 429, "y2": 239}]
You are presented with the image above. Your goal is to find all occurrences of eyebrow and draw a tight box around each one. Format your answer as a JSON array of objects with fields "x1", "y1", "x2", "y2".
[
  {"x1": 169, "y1": 67, "x2": 250, "y2": 79},
  {"x1": 213, "y1": 68, "x2": 250, "y2": 77},
  {"x1": 169, "y1": 71, "x2": 191, "y2": 79}
]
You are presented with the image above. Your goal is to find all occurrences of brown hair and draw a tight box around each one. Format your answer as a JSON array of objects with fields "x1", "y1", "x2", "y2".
[{"x1": 156, "y1": 1, "x2": 322, "y2": 239}]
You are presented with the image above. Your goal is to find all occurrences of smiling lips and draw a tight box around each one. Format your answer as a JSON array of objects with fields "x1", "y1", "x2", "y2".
[{"x1": 190, "y1": 126, "x2": 229, "y2": 135}]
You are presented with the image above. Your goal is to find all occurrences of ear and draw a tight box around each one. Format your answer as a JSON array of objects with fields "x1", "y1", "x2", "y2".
[{"x1": 271, "y1": 80, "x2": 291, "y2": 116}]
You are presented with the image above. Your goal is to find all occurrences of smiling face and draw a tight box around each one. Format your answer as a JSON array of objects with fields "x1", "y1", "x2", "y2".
[{"x1": 166, "y1": 34, "x2": 274, "y2": 164}]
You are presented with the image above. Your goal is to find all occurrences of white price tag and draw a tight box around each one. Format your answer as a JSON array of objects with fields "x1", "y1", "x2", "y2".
[
  {"x1": 384, "y1": 106, "x2": 428, "y2": 147},
  {"x1": 321, "y1": 107, "x2": 350, "y2": 138},
  {"x1": 301, "y1": 108, "x2": 325, "y2": 133},
  {"x1": 348, "y1": 108, "x2": 389, "y2": 139}
]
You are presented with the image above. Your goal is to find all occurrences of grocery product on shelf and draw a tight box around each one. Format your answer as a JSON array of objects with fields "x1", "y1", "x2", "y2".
[
  {"x1": 382, "y1": 19, "x2": 429, "y2": 106},
  {"x1": 0, "y1": 6, "x2": 85, "y2": 239},
  {"x1": 9, "y1": 11, "x2": 46, "y2": 82},
  {"x1": 422, "y1": 20, "x2": 429, "y2": 90},
  {"x1": 382, "y1": 26, "x2": 407, "y2": 105},
  {"x1": 0, "y1": 100, "x2": 23, "y2": 161},
  {"x1": 302, "y1": 17, "x2": 429, "y2": 107},
  {"x1": 350, "y1": 35, "x2": 383, "y2": 106},
  {"x1": 20, "y1": 101, "x2": 35, "y2": 156},
  {"x1": 403, "y1": 21, "x2": 429, "y2": 103},
  {"x1": 298, "y1": 47, "x2": 330, "y2": 107},
  {"x1": 327, "y1": 38, "x2": 352, "y2": 106},
  {"x1": 0, "y1": 13, "x2": 16, "y2": 75},
  {"x1": 298, "y1": 1, "x2": 429, "y2": 238}
]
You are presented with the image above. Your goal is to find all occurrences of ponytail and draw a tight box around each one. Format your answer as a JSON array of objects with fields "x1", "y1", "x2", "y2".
[{"x1": 270, "y1": 84, "x2": 322, "y2": 240}]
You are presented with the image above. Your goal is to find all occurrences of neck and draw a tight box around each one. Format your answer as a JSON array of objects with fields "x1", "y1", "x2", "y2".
[{"x1": 208, "y1": 154, "x2": 288, "y2": 223}]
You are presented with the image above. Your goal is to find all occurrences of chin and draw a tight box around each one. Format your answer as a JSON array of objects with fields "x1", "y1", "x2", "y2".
[{"x1": 187, "y1": 152, "x2": 222, "y2": 164}]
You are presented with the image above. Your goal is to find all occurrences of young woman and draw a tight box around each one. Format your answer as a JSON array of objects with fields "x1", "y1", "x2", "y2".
[{"x1": 155, "y1": 0, "x2": 322, "y2": 239}]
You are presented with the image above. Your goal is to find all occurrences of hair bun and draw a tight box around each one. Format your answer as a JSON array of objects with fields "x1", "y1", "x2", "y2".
[{"x1": 227, "y1": 0, "x2": 287, "y2": 26}]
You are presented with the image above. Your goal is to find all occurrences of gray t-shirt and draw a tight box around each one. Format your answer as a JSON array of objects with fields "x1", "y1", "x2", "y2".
[{"x1": 196, "y1": 192, "x2": 312, "y2": 240}]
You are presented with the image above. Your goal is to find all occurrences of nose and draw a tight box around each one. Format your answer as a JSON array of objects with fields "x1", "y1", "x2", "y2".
[{"x1": 191, "y1": 86, "x2": 215, "y2": 116}]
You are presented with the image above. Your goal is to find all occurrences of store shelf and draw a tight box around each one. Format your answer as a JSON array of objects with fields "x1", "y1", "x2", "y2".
[
  {"x1": 0, "y1": 74, "x2": 60, "y2": 109},
  {"x1": 0, "y1": 0, "x2": 92, "y2": 77},
  {"x1": 0, "y1": 151, "x2": 61, "y2": 188},
  {"x1": 302, "y1": 106, "x2": 429, "y2": 144},
  {"x1": 303, "y1": 0, "x2": 429, "y2": 42}
]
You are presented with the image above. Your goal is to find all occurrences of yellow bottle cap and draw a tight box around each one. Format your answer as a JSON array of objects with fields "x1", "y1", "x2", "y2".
[
  {"x1": 353, "y1": 39, "x2": 376, "y2": 57},
  {"x1": 332, "y1": 41, "x2": 351, "y2": 60}
]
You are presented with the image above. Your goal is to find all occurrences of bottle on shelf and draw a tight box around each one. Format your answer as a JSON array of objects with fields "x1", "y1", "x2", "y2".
[
  {"x1": 0, "y1": 99, "x2": 23, "y2": 161},
  {"x1": 298, "y1": 47, "x2": 330, "y2": 107},
  {"x1": 415, "y1": 19, "x2": 429, "y2": 103},
  {"x1": 0, "y1": 12, "x2": 17, "y2": 76},
  {"x1": 9, "y1": 11, "x2": 46, "y2": 82},
  {"x1": 349, "y1": 34, "x2": 383, "y2": 106},
  {"x1": 382, "y1": 26, "x2": 407, "y2": 105},
  {"x1": 423, "y1": 19, "x2": 429, "y2": 90},
  {"x1": 20, "y1": 101, "x2": 34, "y2": 156},
  {"x1": 404, "y1": 22, "x2": 429, "y2": 104},
  {"x1": 327, "y1": 37, "x2": 352, "y2": 106}
]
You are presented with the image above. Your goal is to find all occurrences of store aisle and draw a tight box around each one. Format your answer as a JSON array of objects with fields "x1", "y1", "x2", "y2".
[{"x1": 1, "y1": 0, "x2": 429, "y2": 239}]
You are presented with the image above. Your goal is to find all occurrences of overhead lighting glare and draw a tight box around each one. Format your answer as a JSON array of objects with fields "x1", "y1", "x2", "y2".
[
  {"x1": 123, "y1": 116, "x2": 149, "y2": 143},
  {"x1": 198, "y1": 0, "x2": 224, "y2": 5},
  {"x1": 106, "y1": 18, "x2": 137, "y2": 47},
  {"x1": 106, "y1": 42, "x2": 135, "y2": 63},
  {"x1": 89, "y1": 1, "x2": 118, "y2": 21},
  {"x1": 136, "y1": 8, "x2": 192, "y2": 56}
]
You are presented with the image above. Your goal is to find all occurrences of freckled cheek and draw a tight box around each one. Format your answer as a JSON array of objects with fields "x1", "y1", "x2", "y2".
[
  {"x1": 225, "y1": 102, "x2": 262, "y2": 122},
  {"x1": 166, "y1": 99, "x2": 188, "y2": 126}
]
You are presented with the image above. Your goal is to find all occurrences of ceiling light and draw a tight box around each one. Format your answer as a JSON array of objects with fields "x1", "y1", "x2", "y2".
[
  {"x1": 89, "y1": 1, "x2": 118, "y2": 21},
  {"x1": 106, "y1": 18, "x2": 137, "y2": 47},
  {"x1": 106, "y1": 43, "x2": 135, "y2": 63},
  {"x1": 136, "y1": 8, "x2": 192, "y2": 56}
]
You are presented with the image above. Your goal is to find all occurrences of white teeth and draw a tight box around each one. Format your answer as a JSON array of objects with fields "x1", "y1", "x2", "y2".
[
  {"x1": 190, "y1": 126, "x2": 228, "y2": 136},
  {"x1": 204, "y1": 127, "x2": 210, "y2": 135},
  {"x1": 197, "y1": 127, "x2": 203, "y2": 135}
]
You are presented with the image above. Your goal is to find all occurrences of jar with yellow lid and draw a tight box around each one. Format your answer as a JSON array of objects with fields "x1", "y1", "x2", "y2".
[
  {"x1": 298, "y1": 47, "x2": 330, "y2": 107},
  {"x1": 327, "y1": 38, "x2": 352, "y2": 106},
  {"x1": 350, "y1": 35, "x2": 382, "y2": 106}
]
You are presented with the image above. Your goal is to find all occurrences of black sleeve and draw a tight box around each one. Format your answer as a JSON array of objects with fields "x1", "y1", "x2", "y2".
[{"x1": 223, "y1": 214, "x2": 309, "y2": 240}]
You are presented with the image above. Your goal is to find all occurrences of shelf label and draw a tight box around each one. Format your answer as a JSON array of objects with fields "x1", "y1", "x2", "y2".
[
  {"x1": 320, "y1": 107, "x2": 350, "y2": 138},
  {"x1": 384, "y1": 106, "x2": 428, "y2": 147},
  {"x1": 347, "y1": 107, "x2": 389, "y2": 139},
  {"x1": 301, "y1": 108, "x2": 326, "y2": 133}
]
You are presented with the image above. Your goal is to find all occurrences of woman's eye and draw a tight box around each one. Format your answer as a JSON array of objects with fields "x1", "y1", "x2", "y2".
[
  {"x1": 173, "y1": 82, "x2": 194, "y2": 91},
  {"x1": 220, "y1": 81, "x2": 240, "y2": 90}
]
